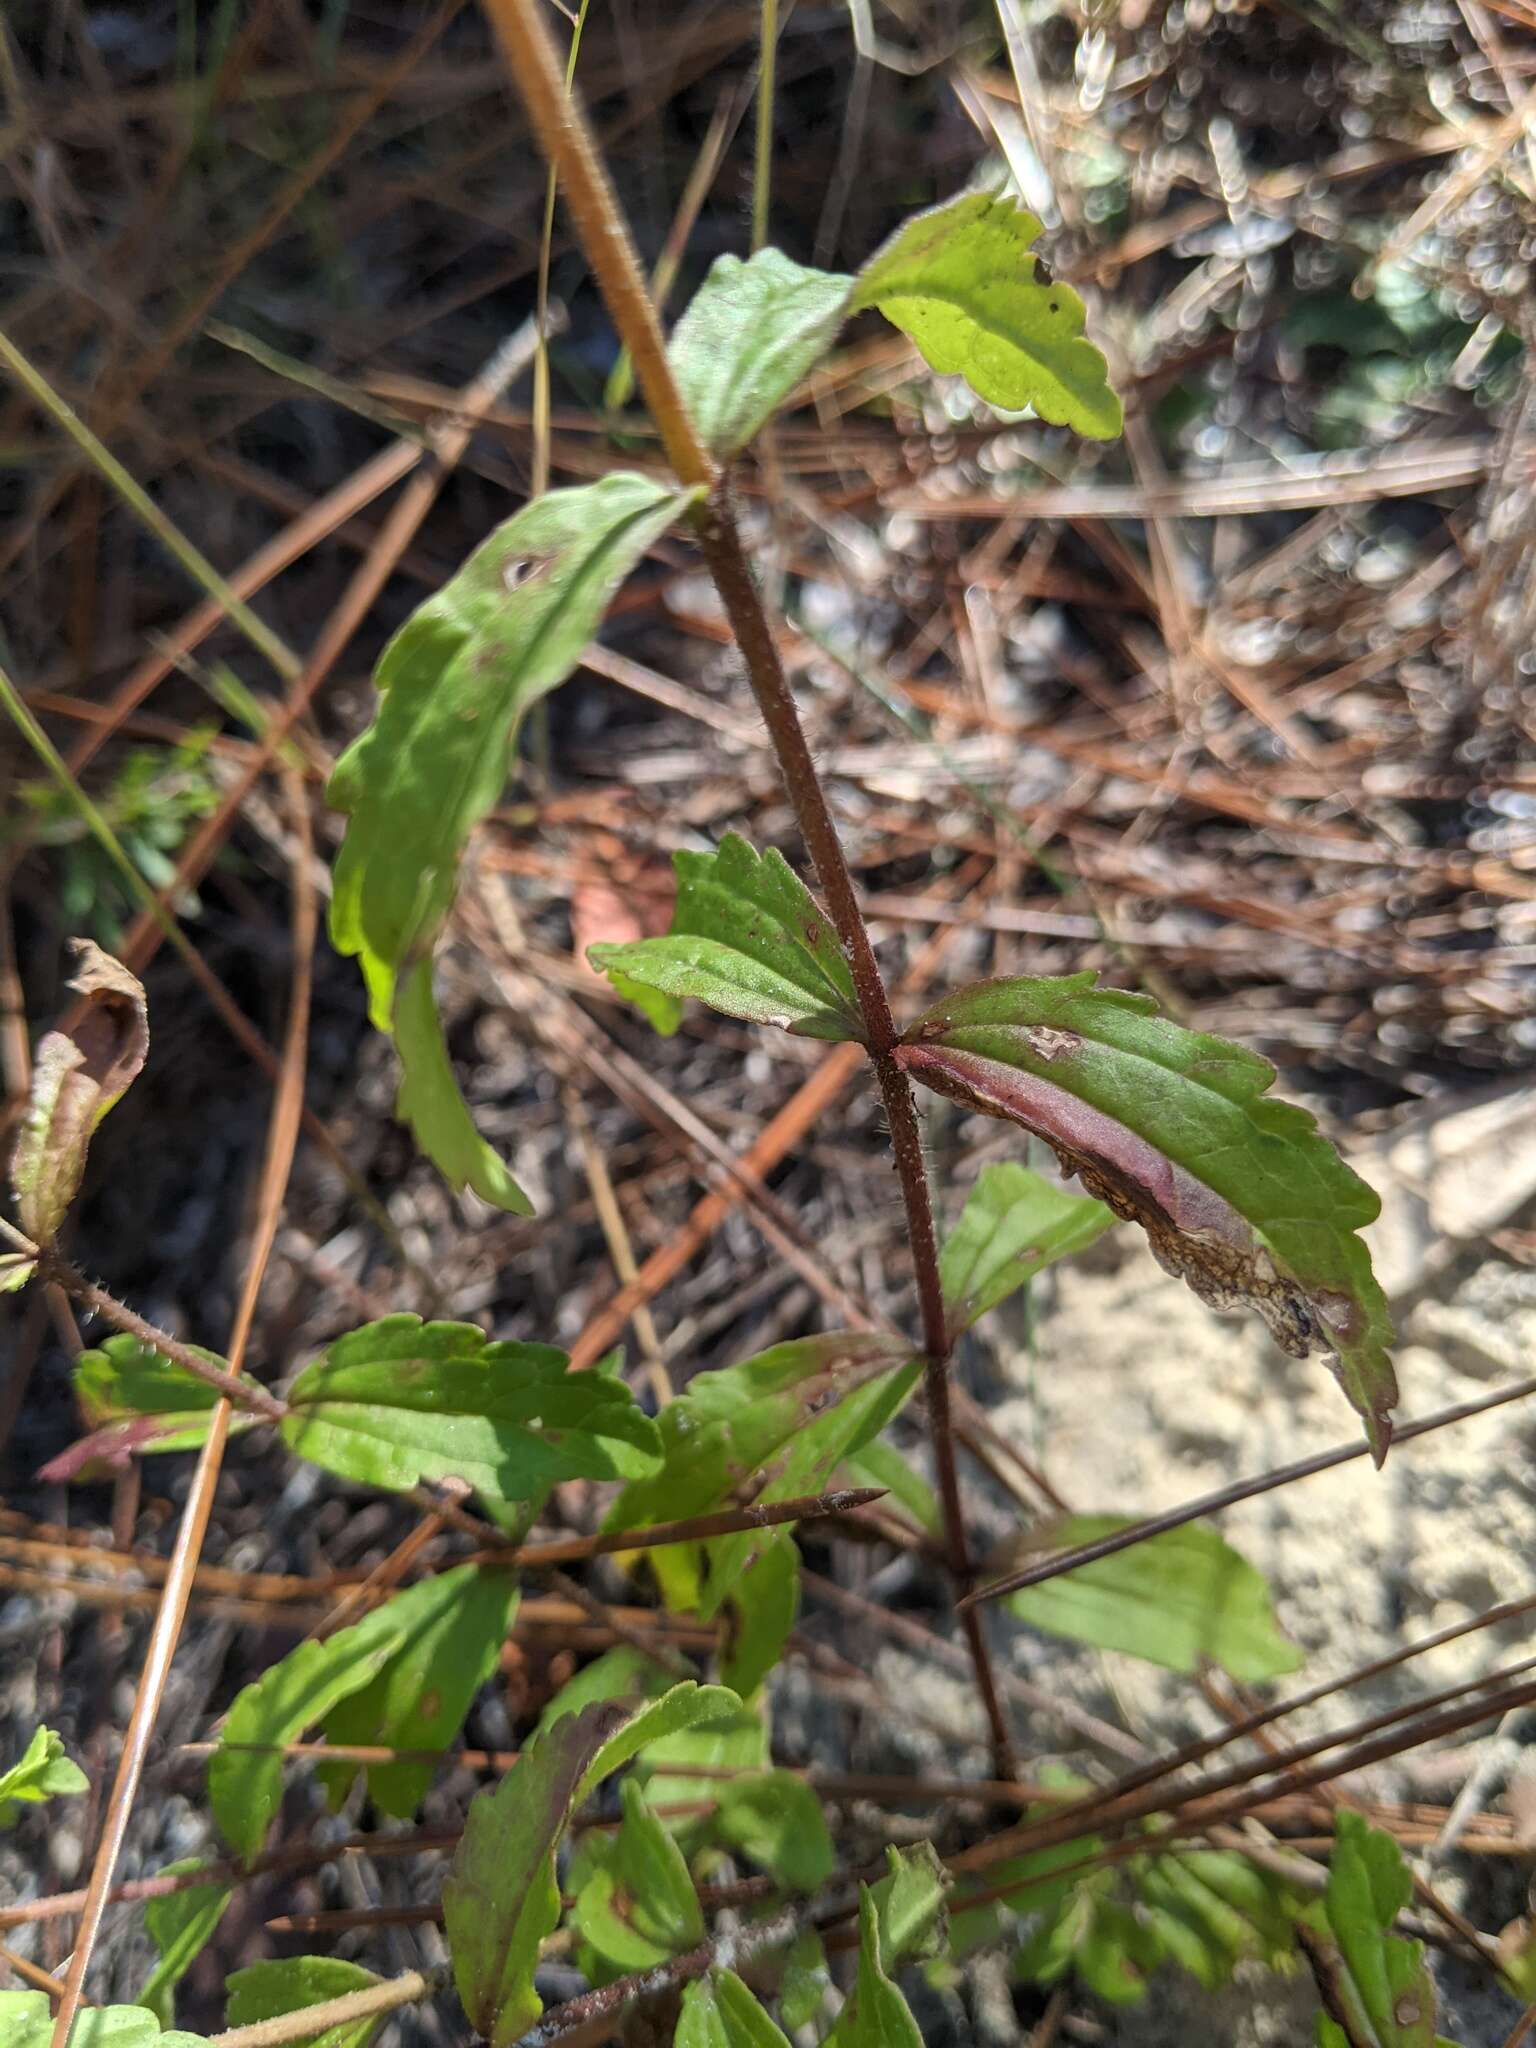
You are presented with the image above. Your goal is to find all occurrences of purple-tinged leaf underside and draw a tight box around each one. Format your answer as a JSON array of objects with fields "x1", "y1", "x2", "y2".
[{"x1": 898, "y1": 972, "x2": 1396, "y2": 1462}]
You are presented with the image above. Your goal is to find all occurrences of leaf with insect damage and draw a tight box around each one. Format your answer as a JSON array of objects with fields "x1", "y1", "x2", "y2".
[
  {"x1": 851, "y1": 191, "x2": 1123, "y2": 439},
  {"x1": 11, "y1": 940, "x2": 147, "y2": 1246},
  {"x1": 669, "y1": 248, "x2": 854, "y2": 458},
  {"x1": 327, "y1": 473, "x2": 695, "y2": 1210},
  {"x1": 897, "y1": 973, "x2": 1397, "y2": 1461},
  {"x1": 280, "y1": 1316, "x2": 661, "y2": 1501},
  {"x1": 589, "y1": 833, "x2": 864, "y2": 1042}
]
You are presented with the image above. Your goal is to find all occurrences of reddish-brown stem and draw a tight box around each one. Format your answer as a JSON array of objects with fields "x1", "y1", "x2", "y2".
[{"x1": 477, "y1": 0, "x2": 1014, "y2": 1777}]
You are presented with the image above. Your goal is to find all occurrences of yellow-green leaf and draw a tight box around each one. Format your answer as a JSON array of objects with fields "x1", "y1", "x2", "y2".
[
  {"x1": 1007, "y1": 1515, "x2": 1303, "y2": 1682},
  {"x1": 851, "y1": 191, "x2": 1122, "y2": 439}
]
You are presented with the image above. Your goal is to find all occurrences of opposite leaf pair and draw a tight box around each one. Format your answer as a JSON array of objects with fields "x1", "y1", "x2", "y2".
[{"x1": 593, "y1": 833, "x2": 1398, "y2": 1459}]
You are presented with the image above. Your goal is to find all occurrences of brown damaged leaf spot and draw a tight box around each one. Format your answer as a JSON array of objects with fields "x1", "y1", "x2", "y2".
[
  {"x1": 897, "y1": 1041, "x2": 1332, "y2": 1364},
  {"x1": 12, "y1": 940, "x2": 149, "y2": 1247},
  {"x1": 1025, "y1": 1026, "x2": 1081, "y2": 1062}
]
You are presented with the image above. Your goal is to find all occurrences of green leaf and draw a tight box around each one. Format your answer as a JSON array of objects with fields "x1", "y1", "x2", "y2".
[
  {"x1": 824, "y1": 1886, "x2": 924, "y2": 2048},
  {"x1": 391, "y1": 958, "x2": 533, "y2": 1216},
  {"x1": 209, "y1": 1566, "x2": 505, "y2": 1861},
  {"x1": 694, "y1": 1360, "x2": 920, "y2": 1623},
  {"x1": 780, "y1": 1931, "x2": 832, "y2": 2032},
  {"x1": 0, "y1": 1992, "x2": 206, "y2": 2048},
  {"x1": 631, "y1": 1694, "x2": 767, "y2": 1817},
  {"x1": 721, "y1": 1528, "x2": 799, "y2": 1699},
  {"x1": 0, "y1": 1725, "x2": 87, "y2": 1827},
  {"x1": 1304, "y1": 1810, "x2": 1438, "y2": 2046},
  {"x1": 328, "y1": 474, "x2": 693, "y2": 1209},
  {"x1": 1007, "y1": 1514, "x2": 1303, "y2": 1683},
  {"x1": 573, "y1": 1778, "x2": 705, "y2": 1972},
  {"x1": 0, "y1": 1252, "x2": 36, "y2": 1292},
  {"x1": 535, "y1": 1645, "x2": 672, "y2": 1736},
  {"x1": 37, "y1": 1336, "x2": 260, "y2": 1484},
  {"x1": 604, "y1": 1332, "x2": 915, "y2": 1615},
  {"x1": 280, "y1": 1315, "x2": 662, "y2": 1502},
  {"x1": 137, "y1": 1862, "x2": 233, "y2": 2027},
  {"x1": 940, "y1": 1162, "x2": 1113, "y2": 1335},
  {"x1": 330, "y1": 473, "x2": 694, "y2": 1024},
  {"x1": 224, "y1": 1959, "x2": 383, "y2": 2048},
  {"x1": 898, "y1": 972, "x2": 1397, "y2": 1460},
  {"x1": 677, "y1": 1973, "x2": 793, "y2": 2048},
  {"x1": 578, "y1": 1680, "x2": 746, "y2": 1804},
  {"x1": 850, "y1": 191, "x2": 1122, "y2": 439},
  {"x1": 589, "y1": 833, "x2": 863, "y2": 1043},
  {"x1": 12, "y1": 940, "x2": 147, "y2": 1246},
  {"x1": 317, "y1": 1562, "x2": 518, "y2": 1817},
  {"x1": 669, "y1": 249, "x2": 854, "y2": 458},
  {"x1": 984, "y1": 1775, "x2": 1306, "y2": 2008},
  {"x1": 443, "y1": 1701, "x2": 632, "y2": 2048},
  {"x1": 871, "y1": 1842, "x2": 950, "y2": 1969},
  {"x1": 843, "y1": 1439, "x2": 939, "y2": 1535},
  {"x1": 715, "y1": 1769, "x2": 834, "y2": 1892}
]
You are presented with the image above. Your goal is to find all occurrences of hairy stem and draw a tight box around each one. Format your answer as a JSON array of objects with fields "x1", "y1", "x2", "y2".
[
  {"x1": 36, "y1": 1246, "x2": 288, "y2": 1423},
  {"x1": 478, "y1": 0, "x2": 1014, "y2": 1774}
]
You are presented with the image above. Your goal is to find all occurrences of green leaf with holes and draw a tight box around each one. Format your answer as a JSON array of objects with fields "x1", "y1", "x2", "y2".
[
  {"x1": 1007, "y1": 1515, "x2": 1302, "y2": 1682},
  {"x1": 669, "y1": 249, "x2": 854, "y2": 457},
  {"x1": 899, "y1": 972, "x2": 1396, "y2": 1460},
  {"x1": 940, "y1": 1162, "x2": 1113, "y2": 1335},
  {"x1": 590, "y1": 833, "x2": 863, "y2": 1042},
  {"x1": 851, "y1": 191, "x2": 1122, "y2": 438},
  {"x1": 279, "y1": 1315, "x2": 661, "y2": 1501}
]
